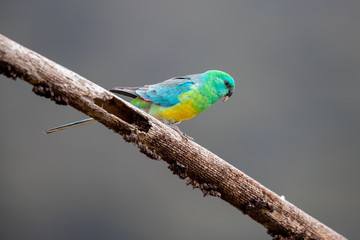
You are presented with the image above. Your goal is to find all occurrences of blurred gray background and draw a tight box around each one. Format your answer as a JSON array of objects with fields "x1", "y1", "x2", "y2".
[{"x1": 1, "y1": 1, "x2": 359, "y2": 239}]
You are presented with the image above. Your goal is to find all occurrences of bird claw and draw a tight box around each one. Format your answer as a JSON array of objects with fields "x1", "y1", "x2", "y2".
[
  {"x1": 168, "y1": 124, "x2": 194, "y2": 141},
  {"x1": 181, "y1": 132, "x2": 194, "y2": 141}
]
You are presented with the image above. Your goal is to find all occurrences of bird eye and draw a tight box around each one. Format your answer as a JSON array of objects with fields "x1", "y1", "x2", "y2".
[{"x1": 224, "y1": 80, "x2": 230, "y2": 87}]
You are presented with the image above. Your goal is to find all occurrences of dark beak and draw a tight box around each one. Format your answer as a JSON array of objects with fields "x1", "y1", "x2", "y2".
[{"x1": 222, "y1": 88, "x2": 234, "y2": 102}]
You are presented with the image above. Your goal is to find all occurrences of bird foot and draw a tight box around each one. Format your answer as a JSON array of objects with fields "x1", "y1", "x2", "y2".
[{"x1": 168, "y1": 124, "x2": 194, "y2": 141}]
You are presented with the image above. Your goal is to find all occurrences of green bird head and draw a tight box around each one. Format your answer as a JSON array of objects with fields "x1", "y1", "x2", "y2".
[{"x1": 203, "y1": 70, "x2": 235, "y2": 102}]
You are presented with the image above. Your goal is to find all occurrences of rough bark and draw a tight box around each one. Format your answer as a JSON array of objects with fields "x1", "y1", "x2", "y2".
[{"x1": 0, "y1": 34, "x2": 346, "y2": 240}]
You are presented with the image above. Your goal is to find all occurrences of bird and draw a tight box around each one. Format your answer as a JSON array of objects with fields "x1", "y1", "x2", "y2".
[{"x1": 45, "y1": 70, "x2": 235, "y2": 135}]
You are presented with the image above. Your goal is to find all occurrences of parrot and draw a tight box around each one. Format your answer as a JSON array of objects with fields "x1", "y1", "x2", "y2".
[{"x1": 45, "y1": 70, "x2": 235, "y2": 135}]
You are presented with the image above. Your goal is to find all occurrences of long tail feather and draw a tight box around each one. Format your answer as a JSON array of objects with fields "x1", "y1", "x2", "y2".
[
  {"x1": 45, "y1": 118, "x2": 97, "y2": 134},
  {"x1": 110, "y1": 87, "x2": 138, "y2": 98}
]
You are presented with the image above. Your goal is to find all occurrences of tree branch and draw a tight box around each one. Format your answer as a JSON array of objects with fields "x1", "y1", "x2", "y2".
[{"x1": 0, "y1": 34, "x2": 346, "y2": 240}]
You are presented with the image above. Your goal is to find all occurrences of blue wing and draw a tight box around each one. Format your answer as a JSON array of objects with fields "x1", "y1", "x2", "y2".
[{"x1": 135, "y1": 75, "x2": 198, "y2": 107}]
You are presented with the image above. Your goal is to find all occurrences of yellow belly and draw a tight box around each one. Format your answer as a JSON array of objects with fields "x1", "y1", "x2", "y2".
[{"x1": 150, "y1": 100, "x2": 198, "y2": 124}]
